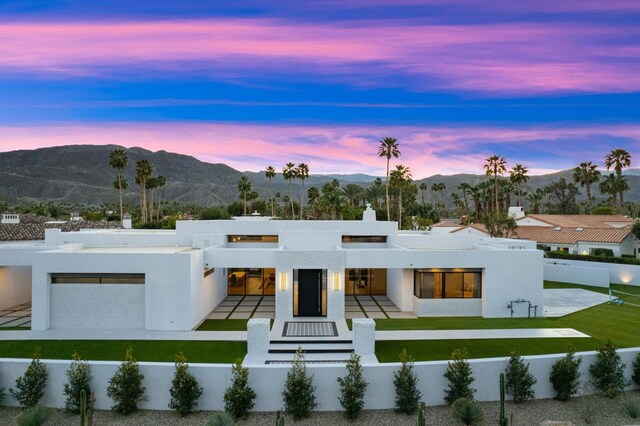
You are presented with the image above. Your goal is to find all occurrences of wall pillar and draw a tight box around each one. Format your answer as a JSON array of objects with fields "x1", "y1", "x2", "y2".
[
  {"x1": 353, "y1": 318, "x2": 375, "y2": 360},
  {"x1": 245, "y1": 318, "x2": 270, "y2": 365}
]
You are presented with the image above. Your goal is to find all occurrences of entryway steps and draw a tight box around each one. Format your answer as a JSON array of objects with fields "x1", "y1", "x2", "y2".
[
  {"x1": 264, "y1": 352, "x2": 353, "y2": 363},
  {"x1": 268, "y1": 343, "x2": 354, "y2": 354}
]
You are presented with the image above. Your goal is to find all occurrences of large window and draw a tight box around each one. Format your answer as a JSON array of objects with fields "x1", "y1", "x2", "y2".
[
  {"x1": 227, "y1": 268, "x2": 276, "y2": 296},
  {"x1": 342, "y1": 235, "x2": 387, "y2": 243},
  {"x1": 227, "y1": 235, "x2": 278, "y2": 243},
  {"x1": 51, "y1": 273, "x2": 145, "y2": 284},
  {"x1": 414, "y1": 270, "x2": 481, "y2": 299},
  {"x1": 344, "y1": 268, "x2": 387, "y2": 295}
]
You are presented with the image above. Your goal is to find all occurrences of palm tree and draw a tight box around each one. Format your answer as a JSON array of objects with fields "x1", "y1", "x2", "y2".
[
  {"x1": 108, "y1": 148, "x2": 129, "y2": 220},
  {"x1": 154, "y1": 175, "x2": 166, "y2": 221},
  {"x1": 297, "y1": 163, "x2": 309, "y2": 220},
  {"x1": 430, "y1": 182, "x2": 446, "y2": 214},
  {"x1": 457, "y1": 182, "x2": 472, "y2": 211},
  {"x1": 572, "y1": 161, "x2": 601, "y2": 213},
  {"x1": 599, "y1": 173, "x2": 618, "y2": 208},
  {"x1": 604, "y1": 149, "x2": 632, "y2": 208},
  {"x1": 389, "y1": 164, "x2": 412, "y2": 230},
  {"x1": 526, "y1": 189, "x2": 545, "y2": 214},
  {"x1": 135, "y1": 159, "x2": 153, "y2": 223},
  {"x1": 509, "y1": 164, "x2": 529, "y2": 207},
  {"x1": 377, "y1": 137, "x2": 400, "y2": 222},
  {"x1": 237, "y1": 175, "x2": 252, "y2": 216},
  {"x1": 146, "y1": 176, "x2": 158, "y2": 221},
  {"x1": 342, "y1": 184, "x2": 364, "y2": 208},
  {"x1": 366, "y1": 178, "x2": 385, "y2": 209},
  {"x1": 282, "y1": 163, "x2": 298, "y2": 219},
  {"x1": 419, "y1": 182, "x2": 428, "y2": 204},
  {"x1": 307, "y1": 186, "x2": 320, "y2": 219},
  {"x1": 484, "y1": 155, "x2": 507, "y2": 218},
  {"x1": 265, "y1": 166, "x2": 276, "y2": 217}
]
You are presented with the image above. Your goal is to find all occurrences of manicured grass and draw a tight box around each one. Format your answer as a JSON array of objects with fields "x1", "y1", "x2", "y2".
[
  {"x1": 0, "y1": 327, "x2": 30, "y2": 331},
  {"x1": 196, "y1": 319, "x2": 248, "y2": 331},
  {"x1": 0, "y1": 340, "x2": 246, "y2": 364}
]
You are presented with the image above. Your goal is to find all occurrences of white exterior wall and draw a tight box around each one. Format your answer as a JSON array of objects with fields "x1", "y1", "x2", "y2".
[
  {"x1": 1, "y1": 348, "x2": 638, "y2": 411},
  {"x1": 0, "y1": 266, "x2": 31, "y2": 309},
  {"x1": 414, "y1": 298, "x2": 482, "y2": 317},
  {"x1": 543, "y1": 258, "x2": 640, "y2": 286},
  {"x1": 575, "y1": 241, "x2": 622, "y2": 257},
  {"x1": 516, "y1": 217, "x2": 551, "y2": 226},
  {"x1": 543, "y1": 260, "x2": 610, "y2": 288}
]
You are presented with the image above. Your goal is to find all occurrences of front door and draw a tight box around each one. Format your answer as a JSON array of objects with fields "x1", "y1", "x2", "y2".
[{"x1": 297, "y1": 269, "x2": 322, "y2": 316}]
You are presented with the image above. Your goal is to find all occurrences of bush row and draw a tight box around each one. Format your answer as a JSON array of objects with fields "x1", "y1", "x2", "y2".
[{"x1": 546, "y1": 250, "x2": 640, "y2": 265}]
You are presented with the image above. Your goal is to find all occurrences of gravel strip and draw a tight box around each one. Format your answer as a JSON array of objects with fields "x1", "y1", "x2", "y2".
[{"x1": 1, "y1": 392, "x2": 639, "y2": 425}]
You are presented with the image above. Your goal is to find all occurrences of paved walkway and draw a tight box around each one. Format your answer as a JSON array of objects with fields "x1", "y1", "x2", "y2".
[
  {"x1": 346, "y1": 295, "x2": 416, "y2": 319},
  {"x1": 206, "y1": 295, "x2": 275, "y2": 320},
  {"x1": 376, "y1": 328, "x2": 589, "y2": 340},
  {"x1": 543, "y1": 288, "x2": 610, "y2": 317}
]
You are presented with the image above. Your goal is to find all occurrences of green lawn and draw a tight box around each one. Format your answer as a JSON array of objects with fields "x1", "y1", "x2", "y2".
[
  {"x1": 196, "y1": 319, "x2": 248, "y2": 331},
  {"x1": 0, "y1": 340, "x2": 246, "y2": 364},
  {"x1": 375, "y1": 282, "x2": 640, "y2": 362}
]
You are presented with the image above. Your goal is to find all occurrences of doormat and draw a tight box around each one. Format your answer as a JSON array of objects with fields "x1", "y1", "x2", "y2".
[{"x1": 282, "y1": 321, "x2": 338, "y2": 337}]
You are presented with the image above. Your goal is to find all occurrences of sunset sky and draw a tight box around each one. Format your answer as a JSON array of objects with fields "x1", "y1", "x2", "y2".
[{"x1": 1, "y1": 1, "x2": 639, "y2": 178}]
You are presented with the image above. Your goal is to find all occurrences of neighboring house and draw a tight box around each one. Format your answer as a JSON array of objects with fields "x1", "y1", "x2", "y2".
[
  {"x1": 0, "y1": 206, "x2": 543, "y2": 331},
  {"x1": 515, "y1": 214, "x2": 635, "y2": 229},
  {"x1": 429, "y1": 220, "x2": 463, "y2": 234},
  {"x1": 0, "y1": 213, "x2": 123, "y2": 242}
]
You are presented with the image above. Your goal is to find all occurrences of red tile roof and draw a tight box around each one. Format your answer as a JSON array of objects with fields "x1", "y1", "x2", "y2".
[
  {"x1": 513, "y1": 226, "x2": 632, "y2": 244},
  {"x1": 518, "y1": 214, "x2": 634, "y2": 228}
]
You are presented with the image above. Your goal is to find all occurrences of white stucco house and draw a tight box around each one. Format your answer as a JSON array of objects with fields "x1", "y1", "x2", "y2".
[{"x1": 0, "y1": 206, "x2": 543, "y2": 331}]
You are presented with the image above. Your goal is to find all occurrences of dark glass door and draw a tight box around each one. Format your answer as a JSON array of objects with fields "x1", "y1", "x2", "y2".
[{"x1": 297, "y1": 269, "x2": 322, "y2": 316}]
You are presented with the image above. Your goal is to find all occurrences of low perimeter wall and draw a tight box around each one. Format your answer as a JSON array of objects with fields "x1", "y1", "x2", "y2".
[
  {"x1": 1, "y1": 348, "x2": 639, "y2": 411},
  {"x1": 543, "y1": 258, "x2": 640, "y2": 287}
]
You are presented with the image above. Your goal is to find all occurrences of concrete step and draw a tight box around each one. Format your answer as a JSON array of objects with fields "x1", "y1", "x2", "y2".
[
  {"x1": 268, "y1": 344, "x2": 353, "y2": 354},
  {"x1": 264, "y1": 351, "x2": 352, "y2": 364},
  {"x1": 269, "y1": 339, "x2": 352, "y2": 345}
]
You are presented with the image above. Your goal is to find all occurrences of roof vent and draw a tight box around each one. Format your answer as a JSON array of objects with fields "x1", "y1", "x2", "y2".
[
  {"x1": 576, "y1": 227, "x2": 584, "y2": 232},
  {"x1": 554, "y1": 227, "x2": 562, "y2": 231}
]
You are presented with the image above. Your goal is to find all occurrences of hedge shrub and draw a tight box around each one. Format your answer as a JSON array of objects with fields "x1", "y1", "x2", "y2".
[{"x1": 546, "y1": 250, "x2": 640, "y2": 266}]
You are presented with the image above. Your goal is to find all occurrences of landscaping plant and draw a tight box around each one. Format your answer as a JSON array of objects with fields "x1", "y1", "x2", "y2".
[
  {"x1": 632, "y1": 352, "x2": 640, "y2": 388},
  {"x1": 417, "y1": 402, "x2": 426, "y2": 426},
  {"x1": 444, "y1": 348, "x2": 475, "y2": 405},
  {"x1": 282, "y1": 348, "x2": 317, "y2": 420},
  {"x1": 337, "y1": 353, "x2": 368, "y2": 420},
  {"x1": 589, "y1": 340, "x2": 627, "y2": 398},
  {"x1": 451, "y1": 398, "x2": 484, "y2": 426},
  {"x1": 79, "y1": 389, "x2": 94, "y2": 426},
  {"x1": 10, "y1": 350, "x2": 48, "y2": 409},
  {"x1": 15, "y1": 405, "x2": 51, "y2": 426},
  {"x1": 63, "y1": 352, "x2": 92, "y2": 413},
  {"x1": 275, "y1": 410, "x2": 285, "y2": 426},
  {"x1": 205, "y1": 411, "x2": 235, "y2": 426},
  {"x1": 169, "y1": 352, "x2": 203, "y2": 416},
  {"x1": 224, "y1": 359, "x2": 256, "y2": 420},
  {"x1": 393, "y1": 348, "x2": 422, "y2": 414},
  {"x1": 499, "y1": 373, "x2": 507, "y2": 426},
  {"x1": 505, "y1": 351, "x2": 537, "y2": 403},
  {"x1": 624, "y1": 399, "x2": 640, "y2": 419},
  {"x1": 107, "y1": 347, "x2": 146, "y2": 415},
  {"x1": 549, "y1": 349, "x2": 582, "y2": 401}
]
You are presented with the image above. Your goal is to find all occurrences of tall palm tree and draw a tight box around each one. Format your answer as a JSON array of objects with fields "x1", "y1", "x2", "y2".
[
  {"x1": 509, "y1": 164, "x2": 529, "y2": 207},
  {"x1": 430, "y1": 182, "x2": 446, "y2": 214},
  {"x1": 154, "y1": 175, "x2": 166, "y2": 221},
  {"x1": 484, "y1": 155, "x2": 507, "y2": 218},
  {"x1": 377, "y1": 137, "x2": 400, "y2": 222},
  {"x1": 146, "y1": 176, "x2": 158, "y2": 221},
  {"x1": 108, "y1": 148, "x2": 129, "y2": 220},
  {"x1": 457, "y1": 182, "x2": 472, "y2": 211},
  {"x1": 307, "y1": 186, "x2": 320, "y2": 219},
  {"x1": 135, "y1": 159, "x2": 153, "y2": 223},
  {"x1": 297, "y1": 163, "x2": 309, "y2": 220},
  {"x1": 282, "y1": 163, "x2": 297, "y2": 219},
  {"x1": 342, "y1": 183, "x2": 364, "y2": 208},
  {"x1": 265, "y1": 166, "x2": 276, "y2": 217},
  {"x1": 419, "y1": 182, "x2": 428, "y2": 205},
  {"x1": 526, "y1": 189, "x2": 545, "y2": 214},
  {"x1": 599, "y1": 173, "x2": 619, "y2": 208},
  {"x1": 389, "y1": 164, "x2": 412, "y2": 230},
  {"x1": 604, "y1": 149, "x2": 632, "y2": 208},
  {"x1": 366, "y1": 178, "x2": 385, "y2": 208},
  {"x1": 237, "y1": 175, "x2": 252, "y2": 216},
  {"x1": 572, "y1": 161, "x2": 601, "y2": 213}
]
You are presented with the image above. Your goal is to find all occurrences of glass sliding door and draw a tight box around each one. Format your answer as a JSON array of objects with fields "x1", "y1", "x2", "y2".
[
  {"x1": 344, "y1": 268, "x2": 387, "y2": 295},
  {"x1": 227, "y1": 267, "x2": 276, "y2": 296}
]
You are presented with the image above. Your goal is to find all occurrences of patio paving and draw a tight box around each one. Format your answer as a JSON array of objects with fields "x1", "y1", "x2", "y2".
[
  {"x1": 344, "y1": 295, "x2": 417, "y2": 319},
  {"x1": 0, "y1": 303, "x2": 31, "y2": 328},
  {"x1": 543, "y1": 289, "x2": 610, "y2": 317},
  {"x1": 207, "y1": 296, "x2": 275, "y2": 320}
]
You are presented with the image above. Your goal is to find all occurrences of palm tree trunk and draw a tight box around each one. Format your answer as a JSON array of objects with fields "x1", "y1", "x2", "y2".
[
  {"x1": 586, "y1": 184, "x2": 592, "y2": 214},
  {"x1": 289, "y1": 181, "x2": 295, "y2": 220},
  {"x1": 269, "y1": 179, "x2": 274, "y2": 217},
  {"x1": 300, "y1": 180, "x2": 305, "y2": 220},
  {"x1": 494, "y1": 175, "x2": 499, "y2": 218},
  {"x1": 157, "y1": 191, "x2": 162, "y2": 221},
  {"x1": 243, "y1": 194, "x2": 247, "y2": 215},
  {"x1": 385, "y1": 159, "x2": 390, "y2": 221},
  {"x1": 398, "y1": 189, "x2": 403, "y2": 230},
  {"x1": 149, "y1": 189, "x2": 154, "y2": 222},
  {"x1": 117, "y1": 174, "x2": 124, "y2": 220}
]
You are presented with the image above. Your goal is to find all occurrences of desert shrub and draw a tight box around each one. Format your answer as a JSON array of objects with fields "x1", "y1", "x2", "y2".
[
  {"x1": 632, "y1": 352, "x2": 640, "y2": 388},
  {"x1": 505, "y1": 352, "x2": 537, "y2": 403},
  {"x1": 205, "y1": 411, "x2": 235, "y2": 426},
  {"x1": 15, "y1": 405, "x2": 51, "y2": 426},
  {"x1": 282, "y1": 348, "x2": 317, "y2": 420},
  {"x1": 589, "y1": 340, "x2": 627, "y2": 398},
  {"x1": 338, "y1": 353, "x2": 368, "y2": 420},
  {"x1": 444, "y1": 349, "x2": 475, "y2": 405},
  {"x1": 224, "y1": 360, "x2": 256, "y2": 420},
  {"x1": 393, "y1": 348, "x2": 422, "y2": 414},
  {"x1": 107, "y1": 348, "x2": 145, "y2": 415},
  {"x1": 624, "y1": 400, "x2": 640, "y2": 419},
  {"x1": 550, "y1": 349, "x2": 582, "y2": 401},
  {"x1": 451, "y1": 398, "x2": 484, "y2": 425},
  {"x1": 10, "y1": 350, "x2": 48, "y2": 409},
  {"x1": 169, "y1": 352, "x2": 203, "y2": 416},
  {"x1": 63, "y1": 352, "x2": 92, "y2": 413}
]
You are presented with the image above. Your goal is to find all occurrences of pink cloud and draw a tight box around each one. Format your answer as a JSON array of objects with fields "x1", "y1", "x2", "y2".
[
  {"x1": 0, "y1": 18, "x2": 638, "y2": 94},
  {"x1": 0, "y1": 122, "x2": 638, "y2": 178}
]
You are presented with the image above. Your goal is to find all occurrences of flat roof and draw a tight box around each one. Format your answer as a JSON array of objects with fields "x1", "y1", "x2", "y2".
[{"x1": 70, "y1": 246, "x2": 195, "y2": 254}]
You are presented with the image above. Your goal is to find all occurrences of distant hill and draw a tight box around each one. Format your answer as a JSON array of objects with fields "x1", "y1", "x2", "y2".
[{"x1": 0, "y1": 145, "x2": 638, "y2": 206}]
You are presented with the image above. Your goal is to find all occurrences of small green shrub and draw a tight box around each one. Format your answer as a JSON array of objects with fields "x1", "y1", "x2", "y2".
[
  {"x1": 169, "y1": 352, "x2": 203, "y2": 416},
  {"x1": 444, "y1": 349, "x2": 475, "y2": 405},
  {"x1": 632, "y1": 352, "x2": 640, "y2": 388},
  {"x1": 338, "y1": 353, "x2": 368, "y2": 420},
  {"x1": 589, "y1": 248, "x2": 614, "y2": 257},
  {"x1": 393, "y1": 348, "x2": 422, "y2": 414},
  {"x1": 205, "y1": 411, "x2": 235, "y2": 426},
  {"x1": 16, "y1": 405, "x2": 52, "y2": 426},
  {"x1": 505, "y1": 352, "x2": 537, "y2": 403},
  {"x1": 10, "y1": 350, "x2": 48, "y2": 409},
  {"x1": 63, "y1": 352, "x2": 92, "y2": 413},
  {"x1": 546, "y1": 250, "x2": 640, "y2": 265},
  {"x1": 589, "y1": 340, "x2": 627, "y2": 398},
  {"x1": 624, "y1": 400, "x2": 640, "y2": 419},
  {"x1": 275, "y1": 410, "x2": 285, "y2": 426},
  {"x1": 107, "y1": 348, "x2": 145, "y2": 415},
  {"x1": 451, "y1": 398, "x2": 484, "y2": 425},
  {"x1": 282, "y1": 348, "x2": 317, "y2": 420},
  {"x1": 224, "y1": 360, "x2": 256, "y2": 420},
  {"x1": 550, "y1": 349, "x2": 582, "y2": 401},
  {"x1": 417, "y1": 402, "x2": 426, "y2": 426}
]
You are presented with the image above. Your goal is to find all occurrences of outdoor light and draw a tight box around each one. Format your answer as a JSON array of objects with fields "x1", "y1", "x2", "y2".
[
  {"x1": 280, "y1": 272, "x2": 287, "y2": 291},
  {"x1": 333, "y1": 272, "x2": 340, "y2": 291}
]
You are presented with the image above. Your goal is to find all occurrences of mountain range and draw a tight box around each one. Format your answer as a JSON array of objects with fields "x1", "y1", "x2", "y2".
[{"x1": 0, "y1": 145, "x2": 638, "y2": 207}]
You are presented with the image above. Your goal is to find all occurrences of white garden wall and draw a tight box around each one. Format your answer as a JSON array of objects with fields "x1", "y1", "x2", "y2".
[
  {"x1": 543, "y1": 260, "x2": 610, "y2": 288},
  {"x1": 1, "y1": 348, "x2": 638, "y2": 411},
  {"x1": 543, "y1": 258, "x2": 640, "y2": 286}
]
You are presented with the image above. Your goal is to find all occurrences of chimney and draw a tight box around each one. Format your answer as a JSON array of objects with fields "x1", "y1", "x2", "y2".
[
  {"x1": 1, "y1": 213, "x2": 20, "y2": 224},
  {"x1": 122, "y1": 214, "x2": 132, "y2": 229},
  {"x1": 362, "y1": 203, "x2": 376, "y2": 222}
]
